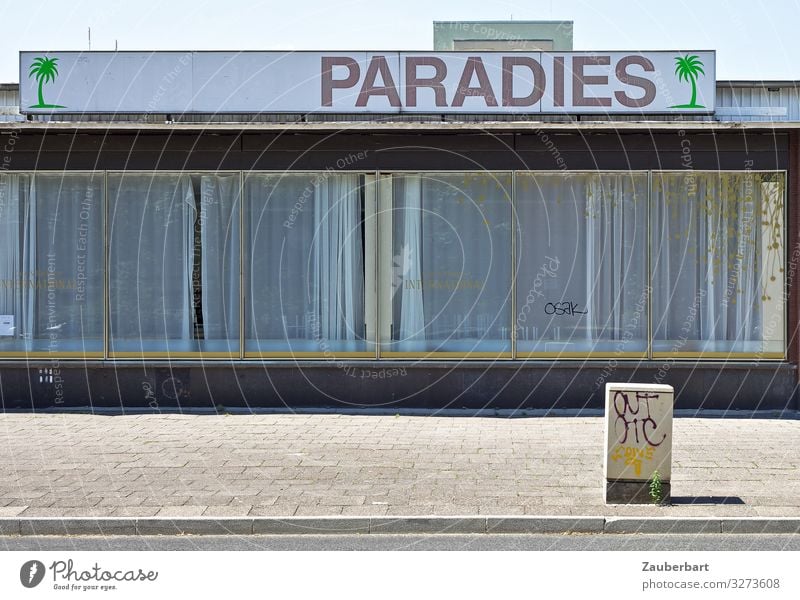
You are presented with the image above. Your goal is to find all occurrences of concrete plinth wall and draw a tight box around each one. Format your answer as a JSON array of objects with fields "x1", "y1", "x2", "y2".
[{"x1": 0, "y1": 362, "x2": 795, "y2": 411}]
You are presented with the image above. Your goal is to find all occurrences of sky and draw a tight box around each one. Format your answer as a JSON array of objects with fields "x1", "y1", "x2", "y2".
[{"x1": 2, "y1": 0, "x2": 799, "y2": 82}]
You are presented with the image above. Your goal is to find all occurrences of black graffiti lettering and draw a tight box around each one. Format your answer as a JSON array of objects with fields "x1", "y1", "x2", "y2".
[
  {"x1": 612, "y1": 391, "x2": 666, "y2": 447},
  {"x1": 544, "y1": 301, "x2": 588, "y2": 316},
  {"x1": 641, "y1": 414, "x2": 666, "y2": 447}
]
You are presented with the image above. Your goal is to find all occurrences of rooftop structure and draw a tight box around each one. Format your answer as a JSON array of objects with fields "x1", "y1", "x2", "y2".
[{"x1": 433, "y1": 20, "x2": 573, "y2": 52}]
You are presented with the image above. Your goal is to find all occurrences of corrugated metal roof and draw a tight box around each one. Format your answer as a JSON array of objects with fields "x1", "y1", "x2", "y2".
[
  {"x1": 715, "y1": 84, "x2": 800, "y2": 121},
  {"x1": 717, "y1": 80, "x2": 800, "y2": 88},
  {"x1": 0, "y1": 87, "x2": 22, "y2": 122}
]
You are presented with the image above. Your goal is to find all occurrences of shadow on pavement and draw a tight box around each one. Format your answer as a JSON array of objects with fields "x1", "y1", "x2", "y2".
[{"x1": 671, "y1": 496, "x2": 746, "y2": 505}]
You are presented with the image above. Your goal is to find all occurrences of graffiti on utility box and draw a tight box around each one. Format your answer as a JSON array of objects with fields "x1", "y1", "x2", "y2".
[
  {"x1": 604, "y1": 383, "x2": 673, "y2": 482},
  {"x1": 612, "y1": 390, "x2": 667, "y2": 447},
  {"x1": 610, "y1": 444, "x2": 654, "y2": 477}
]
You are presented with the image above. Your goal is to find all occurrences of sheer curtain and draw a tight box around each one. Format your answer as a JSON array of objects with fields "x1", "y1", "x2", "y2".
[
  {"x1": 247, "y1": 175, "x2": 312, "y2": 344},
  {"x1": 35, "y1": 174, "x2": 104, "y2": 349},
  {"x1": 245, "y1": 173, "x2": 366, "y2": 353},
  {"x1": 109, "y1": 174, "x2": 195, "y2": 351},
  {"x1": 200, "y1": 174, "x2": 240, "y2": 347},
  {"x1": 585, "y1": 175, "x2": 645, "y2": 344},
  {"x1": 652, "y1": 172, "x2": 772, "y2": 352},
  {"x1": 0, "y1": 174, "x2": 104, "y2": 352},
  {"x1": 0, "y1": 174, "x2": 34, "y2": 347},
  {"x1": 391, "y1": 173, "x2": 512, "y2": 352},
  {"x1": 396, "y1": 175, "x2": 424, "y2": 342},
  {"x1": 312, "y1": 174, "x2": 364, "y2": 341},
  {"x1": 515, "y1": 173, "x2": 647, "y2": 354},
  {"x1": 22, "y1": 177, "x2": 36, "y2": 341}
]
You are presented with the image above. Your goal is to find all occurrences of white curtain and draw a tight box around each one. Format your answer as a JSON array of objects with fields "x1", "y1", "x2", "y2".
[
  {"x1": 110, "y1": 174, "x2": 195, "y2": 346},
  {"x1": 200, "y1": 175, "x2": 240, "y2": 342},
  {"x1": 0, "y1": 174, "x2": 103, "y2": 350},
  {"x1": 585, "y1": 175, "x2": 642, "y2": 341},
  {"x1": 0, "y1": 174, "x2": 33, "y2": 343},
  {"x1": 653, "y1": 172, "x2": 765, "y2": 347},
  {"x1": 312, "y1": 174, "x2": 364, "y2": 340},
  {"x1": 0, "y1": 175, "x2": 21, "y2": 335},
  {"x1": 246, "y1": 175, "x2": 311, "y2": 343},
  {"x1": 245, "y1": 174, "x2": 365, "y2": 349},
  {"x1": 22, "y1": 177, "x2": 36, "y2": 340},
  {"x1": 396, "y1": 175, "x2": 424, "y2": 342},
  {"x1": 34, "y1": 174, "x2": 104, "y2": 345},
  {"x1": 392, "y1": 173, "x2": 511, "y2": 350}
]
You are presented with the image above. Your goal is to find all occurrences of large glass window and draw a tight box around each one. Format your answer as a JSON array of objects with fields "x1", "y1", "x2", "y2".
[
  {"x1": 0, "y1": 168, "x2": 786, "y2": 361},
  {"x1": 515, "y1": 173, "x2": 648, "y2": 356},
  {"x1": 109, "y1": 172, "x2": 240, "y2": 355},
  {"x1": 0, "y1": 173, "x2": 104, "y2": 355},
  {"x1": 380, "y1": 173, "x2": 512, "y2": 355},
  {"x1": 244, "y1": 173, "x2": 374, "y2": 356},
  {"x1": 652, "y1": 171, "x2": 785, "y2": 356}
]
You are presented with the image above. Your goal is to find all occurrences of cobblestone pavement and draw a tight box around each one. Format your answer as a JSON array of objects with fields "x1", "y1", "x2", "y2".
[{"x1": 0, "y1": 414, "x2": 798, "y2": 518}]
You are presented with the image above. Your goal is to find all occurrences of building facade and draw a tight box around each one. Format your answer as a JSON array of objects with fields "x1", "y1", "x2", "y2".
[{"x1": 0, "y1": 47, "x2": 798, "y2": 411}]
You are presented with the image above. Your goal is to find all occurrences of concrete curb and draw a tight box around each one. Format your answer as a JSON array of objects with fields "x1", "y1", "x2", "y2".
[
  {"x1": 1, "y1": 516, "x2": 800, "y2": 536},
  {"x1": 604, "y1": 517, "x2": 722, "y2": 534}
]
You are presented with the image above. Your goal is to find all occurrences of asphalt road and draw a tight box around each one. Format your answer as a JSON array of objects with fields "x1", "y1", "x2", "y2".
[{"x1": 1, "y1": 534, "x2": 799, "y2": 551}]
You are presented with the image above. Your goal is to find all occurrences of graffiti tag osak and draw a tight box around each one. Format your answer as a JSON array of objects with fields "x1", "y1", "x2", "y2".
[{"x1": 612, "y1": 391, "x2": 667, "y2": 447}]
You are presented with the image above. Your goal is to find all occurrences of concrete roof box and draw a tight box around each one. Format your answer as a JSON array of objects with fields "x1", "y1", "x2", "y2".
[{"x1": 433, "y1": 20, "x2": 574, "y2": 52}]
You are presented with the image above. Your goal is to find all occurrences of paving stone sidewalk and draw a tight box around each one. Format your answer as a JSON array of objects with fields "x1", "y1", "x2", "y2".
[{"x1": 0, "y1": 414, "x2": 799, "y2": 519}]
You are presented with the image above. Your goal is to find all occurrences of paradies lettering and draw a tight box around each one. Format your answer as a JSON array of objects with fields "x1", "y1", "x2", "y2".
[{"x1": 322, "y1": 54, "x2": 658, "y2": 110}]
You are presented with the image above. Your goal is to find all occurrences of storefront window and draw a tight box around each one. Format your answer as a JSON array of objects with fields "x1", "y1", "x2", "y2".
[
  {"x1": 0, "y1": 173, "x2": 104, "y2": 355},
  {"x1": 0, "y1": 168, "x2": 786, "y2": 361},
  {"x1": 244, "y1": 173, "x2": 373, "y2": 355},
  {"x1": 652, "y1": 171, "x2": 785, "y2": 356},
  {"x1": 380, "y1": 173, "x2": 512, "y2": 355},
  {"x1": 515, "y1": 172, "x2": 648, "y2": 356},
  {"x1": 109, "y1": 172, "x2": 240, "y2": 355}
]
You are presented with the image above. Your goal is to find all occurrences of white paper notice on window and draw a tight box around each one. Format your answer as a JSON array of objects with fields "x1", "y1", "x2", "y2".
[{"x1": 0, "y1": 315, "x2": 14, "y2": 336}]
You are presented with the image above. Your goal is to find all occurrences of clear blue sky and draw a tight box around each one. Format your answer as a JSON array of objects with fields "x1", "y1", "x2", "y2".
[{"x1": 3, "y1": 0, "x2": 799, "y2": 81}]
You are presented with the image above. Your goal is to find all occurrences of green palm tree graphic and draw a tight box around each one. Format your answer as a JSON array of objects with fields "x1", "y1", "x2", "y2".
[
  {"x1": 670, "y1": 54, "x2": 705, "y2": 109},
  {"x1": 28, "y1": 56, "x2": 65, "y2": 109}
]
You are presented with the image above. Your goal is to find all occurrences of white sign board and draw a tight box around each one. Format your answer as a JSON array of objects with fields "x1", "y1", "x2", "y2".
[
  {"x1": 20, "y1": 51, "x2": 715, "y2": 115},
  {"x1": 0, "y1": 315, "x2": 14, "y2": 336},
  {"x1": 604, "y1": 383, "x2": 674, "y2": 482}
]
